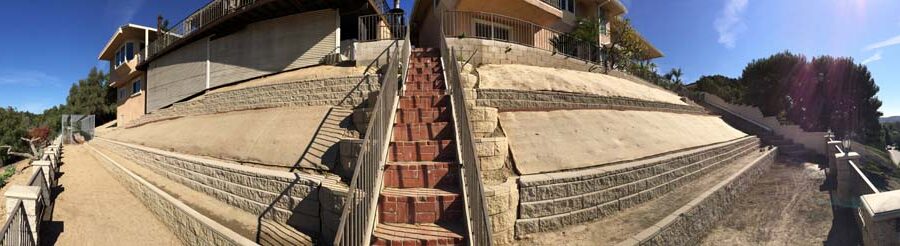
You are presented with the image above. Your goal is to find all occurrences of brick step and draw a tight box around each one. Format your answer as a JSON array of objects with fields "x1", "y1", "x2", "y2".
[
  {"x1": 404, "y1": 81, "x2": 446, "y2": 91},
  {"x1": 399, "y1": 95, "x2": 449, "y2": 108},
  {"x1": 372, "y1": 223, "x2": 465, "y2": 246},
  {"x1": 389, "y1": 140, "x2": 455, "y2": 162},
  {"x1": 403, "y1": 90, "x2": 446, "y2": 97},
  {"x1": 379, "y1": 187, "x2": 463, "y2": 224},
  {"x1": 397, "y1": 108, "x2": 451, "y2": 123},
  {"x1": 406, "y1": 74, "x2": 442, "y2": 82},
  {"x1": 393, "y1": 122, "x2": 453, "y2": 141},
  {"x1": 383, "y1": 161, "x2": 459, "y2": 188}
]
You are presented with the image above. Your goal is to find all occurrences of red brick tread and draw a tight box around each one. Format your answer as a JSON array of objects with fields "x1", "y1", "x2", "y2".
[
  {"x1": 372, "y1": 223, "x2": 465, "y2": 246},
  {"x1": 379, "y1": 188, "x2": 463, "y2": 224},
  {"x1": 400, "y1": 95, "x2": 449, "y2": 108},
  {"x1": 383, "y1": 161, "x2": 458, "y2": 189}
]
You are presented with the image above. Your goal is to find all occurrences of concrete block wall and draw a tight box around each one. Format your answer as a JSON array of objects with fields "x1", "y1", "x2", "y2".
[
  {"x1": 86, "y1": 144, "x2": 258, "y2": 246},
  {"x1": 476, "y1": 89, "x2": 706, "y2": 114},
  {"x1": 621, "y1": 147, "x2": 777, "y2": 245},
  {"x1": 514, "y1": 137, "x2": 761, "y2": 235},
  {"x1": 446, "y1": 38, "x2": 601, "y2": 72},
  {"x1": 484, "y1": 178, "x2": 518, "y2": 246},
  {"x1": 702, "y1": 92, "x2": 826, "y2": 155},
  {"x1": 93, "y1": 138, "x2": 348, "y2": 239},
  {"x1": 353, "y1": 40, "x2": 402, "y2": 67},
  {"x1": 127, "y1": 75, "x2": 378, "y2": 128}
]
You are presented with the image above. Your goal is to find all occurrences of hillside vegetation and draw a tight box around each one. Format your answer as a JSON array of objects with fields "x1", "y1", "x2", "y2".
[{"x1": 0, "y1": 68, "x2": 115, "y2": 164}]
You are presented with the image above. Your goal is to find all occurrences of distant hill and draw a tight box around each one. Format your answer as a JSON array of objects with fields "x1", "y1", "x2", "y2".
[{"x1": 882, "y1": 116, "x2": 900, "y2": 123}]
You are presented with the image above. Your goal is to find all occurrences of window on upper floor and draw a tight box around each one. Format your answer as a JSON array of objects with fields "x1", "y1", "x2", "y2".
[
  {"x1": 132, "y1": 79, "x2": 142, "y2": 95},
  {"x1": 118, "y1": 86, "x2": 128, "y2": 102},
  {"x1": 114, "y1": 41, "x2": 139, "y2": 68},
  {"x1": 561, "y1": 0, "x2": 575, "y2": 13}
]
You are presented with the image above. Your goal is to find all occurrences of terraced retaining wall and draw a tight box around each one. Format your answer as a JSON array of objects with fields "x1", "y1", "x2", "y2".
[
  {"x1": 620, "y1": 147, "x2": 777, "y2": 245},
  {"x1": 93, "y1": 138, "x2": 348, "y2": 240},
  {"x1": 476, "y1": 89, "x2": 705, "y2": 114},
  {"x1": 515, "y1": 136, "x2": 760, "y2": 235},
  {"x1": 128, "y1": 75, "x2": 378, "y2": 128},
  {"x1": 86, "y1": 144, "x2": 257, "y2": 246},
  {"x1": 446, "y1": 38, "x2": 599, "y2": 72}
]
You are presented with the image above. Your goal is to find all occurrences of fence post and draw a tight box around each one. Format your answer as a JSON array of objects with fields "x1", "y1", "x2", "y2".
[
  {"x1": 4, "y1": 186, "x2": 41, "y2": 242},
  {"x1": 825, "y1": 140, "x2": 841, "y2": 179},
  {"x1": 858, "y1": 190, "x2": 900, "y2": 246},
  {"x1": 833, "y1": 151, "x2": 860, "y2": 208},
  {"x1": 31, "y1": 161, "x2": 54, "y2": 188}
]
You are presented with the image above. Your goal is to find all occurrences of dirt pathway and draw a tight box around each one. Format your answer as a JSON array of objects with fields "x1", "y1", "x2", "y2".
[
  {"x1": 45, "y1": 144, "x2": 181, "y2": 245},
  {"x1": 699, "y1": 158, "x2": 834, "y2": 245}
]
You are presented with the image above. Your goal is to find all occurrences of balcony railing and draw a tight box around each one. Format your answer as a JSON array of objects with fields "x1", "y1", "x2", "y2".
[
  {"x1": 148, "y1": 0, "x2": 258, "y2": 58},
  {"x1": 358, "y1": 13, "x2": 407, "y2": 42},
  {"x1": 442, "y1": 11, "x2": 603, "y2": 66}
]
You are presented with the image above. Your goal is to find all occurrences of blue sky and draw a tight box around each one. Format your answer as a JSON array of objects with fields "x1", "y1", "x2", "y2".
[{"x1": 0, "y1": 0, "x2": 898, "y2": 117}]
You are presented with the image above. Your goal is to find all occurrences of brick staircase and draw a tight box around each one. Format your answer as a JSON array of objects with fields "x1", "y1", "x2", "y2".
[{"x1": 372, "y1": 48, "x2": 467, "y2": 245}]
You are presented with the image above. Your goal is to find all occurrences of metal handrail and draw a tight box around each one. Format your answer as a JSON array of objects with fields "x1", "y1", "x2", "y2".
[
  {"x1": 358, "y1": 13, "x2": 407, "y2": 42},
  {"x1": 442, "y1": 10, "x2": 603, "y2": 66},
  {"x1": 333, "y1": 31, "x2": 409, "y2": 246},
  {"x1": 148, "y1": 0, "x2": 258, "y2": 58},
  {"x1": 439, "y1": 12, "x2": 494, "y2": 245},
  {"x1": 0, "y1": 201, "x2": 36, "y2": 245}
]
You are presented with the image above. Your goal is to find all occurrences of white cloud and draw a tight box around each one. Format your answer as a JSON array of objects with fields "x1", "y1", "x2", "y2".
[
  {"x1": 0, "y1": 70, "x2": 61, "y2": 87},
  {"x1": 106, "y1": 0, "x2": 145, "y2": 24},
  {"x1": 864, "y1": 34, "x2": 900, "y2": 51},
  {"x1": 714, "y1": 0, "x2": 749, "y2": 49},
  {"x1": 861, "y1": 51, "x2": 883, "y2": 64}
]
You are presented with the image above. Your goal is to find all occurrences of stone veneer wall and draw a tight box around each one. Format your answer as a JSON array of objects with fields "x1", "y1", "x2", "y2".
[
  {"x1": 92, "y1": 138, "x2": 348, "y2": 240},
  {"x1": 515, "y1": 137, "x2": 761, "y2": 235},
  {"x1": 446, "y1": 38, "x2": 601, "y2": 72},
  {"x1": 619, "y1": 147, "x2": 777, "y2": 245},
  {"x1": 86, "y1": 143, "x2": 257, "y2": 246},
  {"x1": 127, "y1": 75, "x2": 378, "y2": 128},
  {"x1": 476, "y1": 89, "x2": 706, "y2": 114}
]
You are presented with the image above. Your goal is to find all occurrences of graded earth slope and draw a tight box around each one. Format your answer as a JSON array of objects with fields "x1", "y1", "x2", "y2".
[
  {"x1": 102, "y1": 106, "x2": 350, "y2": 170},
  {"x1": 501, "y1": 109, "x2": 747, "y2": 174},
  {"x1": 478, "y1": 64, "x2": 686, "y2": 105}
]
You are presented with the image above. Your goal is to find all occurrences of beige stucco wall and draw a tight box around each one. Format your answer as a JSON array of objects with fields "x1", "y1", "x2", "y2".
[
  {"x1": 116, "y1": 76, "x2": 147, "y2": 126},
  {"x1": 147, "y1": 9, "x2": 339, "y2": 112}
]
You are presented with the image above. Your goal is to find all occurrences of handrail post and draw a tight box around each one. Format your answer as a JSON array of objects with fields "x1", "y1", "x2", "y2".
[{"x1": 4, "y1": 186, "x2": 41, "y2": 243}]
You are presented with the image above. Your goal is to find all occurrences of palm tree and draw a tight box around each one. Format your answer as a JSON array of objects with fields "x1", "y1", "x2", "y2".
[{"x1": 669, "y1": 68, "x2": 683, "y2": 84}]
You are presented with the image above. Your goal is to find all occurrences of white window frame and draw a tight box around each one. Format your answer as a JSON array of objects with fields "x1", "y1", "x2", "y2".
[
  {"x1": 130, "y1": 78, "x2": 143, "y2": 96},
  {"x1": 473, "y1": 19, "x2": 512, "y2": 42}
]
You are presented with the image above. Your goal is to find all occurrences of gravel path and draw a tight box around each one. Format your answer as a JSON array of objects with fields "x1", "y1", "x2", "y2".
[{"x1": 46, "y1": 144, "x2": 181, "y2": 245}]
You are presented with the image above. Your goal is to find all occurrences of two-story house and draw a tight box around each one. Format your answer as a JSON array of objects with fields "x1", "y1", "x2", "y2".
[
  {"x1": 412, "y1": 0, "x2": 662, "y2": 64},
  {"x1": 98, "y1": 24, "x2": 158, "y2": 125}
]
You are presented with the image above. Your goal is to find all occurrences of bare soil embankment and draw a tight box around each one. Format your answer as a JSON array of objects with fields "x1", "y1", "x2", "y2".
[{"x1": 699, "y1": 158, "x2": 833, "y2": 245}]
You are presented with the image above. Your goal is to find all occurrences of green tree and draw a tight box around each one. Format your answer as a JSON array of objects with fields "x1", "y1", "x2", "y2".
[
  {"x1": 665, "y1": 68, "x2": 684, "y2": 85},
  {"x1": 602, "y1": 18, "x2": 645, "y2": 71},
  {"x1": 692, "y1": 75, "x2": 743, "y2": 103},
  {"x1": 66, "y1": 67, "x2": 115, "y2": 123}
]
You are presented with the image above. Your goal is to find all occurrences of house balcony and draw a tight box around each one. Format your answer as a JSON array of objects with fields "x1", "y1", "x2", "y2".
[{"x1": 111, "y1": 54, "x2": 143, "y2": 87}]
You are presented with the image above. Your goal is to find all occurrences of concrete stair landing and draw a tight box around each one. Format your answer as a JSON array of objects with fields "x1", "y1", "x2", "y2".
[{"x1": 372, "y1": 48, "x2": 466, "y2": 245}]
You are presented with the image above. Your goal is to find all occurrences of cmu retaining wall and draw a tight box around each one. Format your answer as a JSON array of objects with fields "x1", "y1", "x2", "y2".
[
  {"x1": 86, "y1": 143, "x2": 257, "y2": 246},
  {"x1": 93, "y1": 138, "x2": 348, "y2": 240},
  {"x1": 446, "y1": 38, "x2": 601, "y2": 72},
  {"x1": 476, "y1": 89, "x2": 705, "y2": 114},
  {"x1": 127, "y1": 75, "x2": 377, "y2": 128},
  {"x1": 515, "y1": 136, "x2": 760, "y2": 235},
  {"x1": 619, "y1": 147, "x2": 777, "y2": 245}
]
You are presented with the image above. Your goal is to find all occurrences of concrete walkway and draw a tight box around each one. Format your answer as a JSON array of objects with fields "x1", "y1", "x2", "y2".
[{"x1": 43, "y1": 144, "x2": 181, "y2": 245}]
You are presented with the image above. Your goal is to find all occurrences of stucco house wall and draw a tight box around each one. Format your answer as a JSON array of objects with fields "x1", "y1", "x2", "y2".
[{"x1": 147, "y1": 9, "x2": 340, "y2": 112}]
